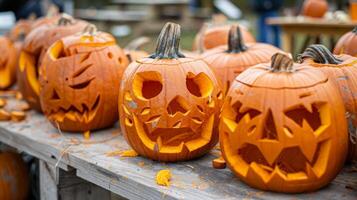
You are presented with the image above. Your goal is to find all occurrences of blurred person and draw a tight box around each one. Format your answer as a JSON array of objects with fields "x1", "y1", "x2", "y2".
[{"x1": 251, "y1": 0, "x2": 282, "y2": 47}]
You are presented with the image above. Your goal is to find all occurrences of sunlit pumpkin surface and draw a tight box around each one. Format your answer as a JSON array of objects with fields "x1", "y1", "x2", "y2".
[
  {"x1": 0, "y1": 37, "x2": 17, "y2": 89},
  {"x1": 220, "y1": 53, "x2": 348, "y2": 193},
  {"x1": 119, "y1": 23, "x2": 223, "y2": 162},
  {"x1": 39, "y1": 25, "x2": 129, "y2": 132},
  {"x1": 333, "y1": 27, "x2": 357, "y2": 57}
]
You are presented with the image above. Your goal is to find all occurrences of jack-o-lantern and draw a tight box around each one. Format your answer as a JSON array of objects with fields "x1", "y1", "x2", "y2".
[
  {"x1": 0, "y1": 151, "x2": 29, "y2": 200},
  {"x1": 202, "y1": 25, "x2": 282, "y2": 94},
  {"x1": 0, "y1": 36, "x2": 17, "y2": 89},
  {"x1": 192, "y1": 21, "x2": 255, "y2": 52},
  {"x1": 333, "y1": 27, "x2": 357, "y2": 57},
  {"x1": 18, "y1": 14, "x2": 88, "y2": 112},
  {"x1": 119, "y1": 22, "x2": 223, "y2": 162},
  {"x1": 301, "y1": 0, "x2": 328, "y2": 18},
  {"x1": 8, "y1": 19, "x2": 33, "y2": 42},
  {"x1": 220, "y1": 53, "x2": 348, "y2": 193},
  {"x1": 39, "y1": 24, "x2": 129, "y2": 132},
  {"x1": 299, "y1": 44, "x2": 357, "y2": 162}
]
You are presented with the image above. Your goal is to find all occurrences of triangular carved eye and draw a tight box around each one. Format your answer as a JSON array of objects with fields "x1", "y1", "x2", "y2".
[
  {"x1": 284, "y1": 104, "x2": 322, "y2": 131},
  {"x1": 186, "y1": 72, "x2": 213, "y2": 98},
  {"x1": 233, "y1": 101, "x2": 261, "y2": 123},
  {"x1": 133, "y1": 71, "x2": 163, "y2": 100}
]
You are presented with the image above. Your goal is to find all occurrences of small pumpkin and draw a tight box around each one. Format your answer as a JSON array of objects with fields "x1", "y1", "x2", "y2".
[
  {"x1": 299, "y1": 44, "x2": 357, "y2": 162},
  {"x1": 18, "y1": 14, "x2": 88, "y2": 112},
  {"x1": 0, "y1": 36, "x2": 17, "y2": 89},
  {"x1": 202, "y1": 25, "x2": 282, "y2": 94},
  {"x1": 0, "y1": 151, "x2": 29, "y2": 199},
  {"x1": 8, "y1": 19, "x2": 33, "y2": 42},
  {"x1": 301, "y1": 0, "x2": 328, "y2": 18},
  {"x1": 124, "y1": 37, "x2": 149, "y2": 63},
  {"x1": 119, "y1": 22, "x2": 223, "y2": 162},
  {"x1": 333, "y1": 27, "x2": 357, "y2": 57},
  {"x1": 192, "y1": 23, "x2": 255, "y2": 52},
  {"x1": 220, "y1": 53, "x2": 347, "y2": 193},
  {"x1": 39, "y1": 24, "x2": 128, "y2": 132}
]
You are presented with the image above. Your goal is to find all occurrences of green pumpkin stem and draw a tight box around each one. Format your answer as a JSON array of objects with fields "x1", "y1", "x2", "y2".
[
  {"x1": 150, "y1": 22, "x2": 185, "y2": 59},
  {"x1": 227, "y1": 25, "x2": 247, "y2": 53},
  {"x1": 57, "y1": 13, "x2": 74, "y2": 26},
  {"x1": 298, "y1": 44, "x2": 342, "y2": 64},
  {"x1": 82, "y1": 24, "x2": 97, "y2": 35},
  {"x1": 270, "y1": 53, "x2": 294, "y2": 72}
]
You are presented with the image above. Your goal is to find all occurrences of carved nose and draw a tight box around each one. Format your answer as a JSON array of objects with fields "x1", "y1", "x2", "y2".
[
  {"x1": 167, "y1": 96, "x2": 190, "y2": 115},
  {"x1": 262, "y1": 109, "x2": 278, "y2": 140}
]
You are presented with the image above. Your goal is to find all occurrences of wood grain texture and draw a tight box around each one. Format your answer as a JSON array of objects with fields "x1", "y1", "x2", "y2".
[{"x1": 0, "y1": 98, "x2": 356, "y2": 199}]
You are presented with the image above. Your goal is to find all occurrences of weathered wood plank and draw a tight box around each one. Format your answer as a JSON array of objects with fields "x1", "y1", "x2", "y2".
[
  {"x1": 40, "y1": 160, "x2": 58, "y2": 200},
  {"x1": 0, "y1": 98, "x2": 356, "y2": 199}
]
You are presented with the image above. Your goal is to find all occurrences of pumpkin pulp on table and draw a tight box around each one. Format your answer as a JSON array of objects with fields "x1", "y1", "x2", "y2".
[
  {"x1": 119, "y1": 22, "x2": 223, "y2": 162},
  {"x1": 220, "y1": 53, "x2": 348, "y2": 193}
]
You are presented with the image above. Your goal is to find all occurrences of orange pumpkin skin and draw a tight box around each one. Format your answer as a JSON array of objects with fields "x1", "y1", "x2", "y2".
[
  {"x1": 302, "y1": 0, "x2": 328, "y2": 18},
  {"x1": 193, "y1": 24, "x2": 256, "y2": 52},
  {"x1": 8, "y1": 19, "x2": 33, "y2": 42},
  {"x1": 202, "y1": 25, "x2": 282, "y2": 94},
  {"x1": 18, "y1": 14, "x2": 88, "y2": 112},
  {"x1": 124, "y1": 37, "x2": 149, "y2": 63},
  {"x1": 119, "y1": 23, "x2": 223, "y2": 162},
  {"x1": 0, "y1": 152, "x2": 29, "y2": 200},
  {"x1": 39, "y1": 25, "x2": 129, "y2": 132},
  {"x1": 300, "y1": 44, "x2": 357, "y2": 162},
  {"x1": 0, "y1": 37, "x2": 17, "y2": 89},
  {"x1": 333, "y1": 27, "x2": 357, "y2": 57},
  {"x1": 220, "y1": 53, "x2": 348, "y2": 193}
]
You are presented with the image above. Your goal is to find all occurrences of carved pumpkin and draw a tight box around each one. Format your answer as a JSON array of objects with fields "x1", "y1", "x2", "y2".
[
  {"x1": 299, "y1": 44, "x2": 357, "y2": 162},
  {"x1": 333, "y1": 27, "x2": 357, "y2": 57},
  {"x1": 202, "y1": 25, "x2": 282, "y2": 94},
  {"x1": 192, "y1": 23, "x2": 255, "y2": 52},
  {"x1": 301, "y1": 0, "x2": 328, "y2": 18},
  {"x1": 124, "y1": 37, "x2": 149, "y2": 63},
  {"x1": 0, "y1": 151, "x2": 29, "y2": 199},
  {"x1": 18, "y1": 14, "x2": 88, "y2": 112},
  {"x1": 0, "y1": 36, "x2": 17, "y2": 89},
  {"x1": 119, "y1": 22, "x2": 223, "y2": 162},
  {"x1": 8, "y1": 19, "x2": 33, "y2": 42},
  {"x1": 220, "y1": 53, "x2": 348, "y2": 193},
  {"x1": 39, "y1": 24, "x2": 128, "y2": 132}
]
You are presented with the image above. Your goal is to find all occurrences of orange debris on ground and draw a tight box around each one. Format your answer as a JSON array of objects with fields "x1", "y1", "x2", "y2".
[
  {"x1": 83, "y1": 130, "x2": 91, "y2": 140},
  {"x1": 0, "y1": 98, "x2": 6, "y2": 108},
  {"x1": 15, "y1": 92, "x2": 23, "y2": 100},
  {"x1": 106, "y1": 150, "x2": 121, "y2": 157},
  {"x1": 120, "y1": 149, "x2": 138, "y2": 157},
  {"x1": 156, "y1": 169, "x2": 171, "y2": 187},
  {"x1": 212, "y1": 157, "x2": 226, "y2": 169},
  {"x1": 0, "y1": 109, "x2": 11, "y2": 121},
  {"x1": 11, "y1": 111, "x2": 26, "y2": 122},
  {"x1": 19, "y1": 102, "x2": 31, "y2": 111}
]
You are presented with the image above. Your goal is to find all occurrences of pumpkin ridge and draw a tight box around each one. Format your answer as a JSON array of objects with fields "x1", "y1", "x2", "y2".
[{"x1": 150, "y1": 22, "x2": 185, "y2": 59}]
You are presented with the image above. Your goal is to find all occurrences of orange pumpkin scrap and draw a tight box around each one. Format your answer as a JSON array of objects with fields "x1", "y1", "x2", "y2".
[
  {"x1": 333, "y1": 27, "x2": 357, "y2": 57},
  {"x1": 0, "y1": 109, "x2": 11, "y2": 121},
  {"x1": 301, "y1": 0, "x2": 328, "y2": 18},
  {"x1": 18, "y1": 14, "x2": 88, "y2": 112},
  {"x1": 0, "y1": 151, "x2": 29, "y2": 200},
  {"x1": 220, "y1": 53, "x2": 348, "y2": 193},
  {"x1": 119, "y1": 22, "x2": 223, "y2": 162},
  {"x1": 202, "y1": 25, "x2": 282, "y2": 94},
  {"x1": 299, "y1": 44, "x2": 357, "y2": 162},
  {"x1": 0, "y1": 36, "x2": 17, "y2": 90},
  {"x1": 192, "y1": 22, "x2": 255, "y2": 52},
  {"x1": 212, "y1": 156, "x2": 226, "y2": 169},
  {"x1": 39, "y1": 24, "x2": 128, "y2": 132}
]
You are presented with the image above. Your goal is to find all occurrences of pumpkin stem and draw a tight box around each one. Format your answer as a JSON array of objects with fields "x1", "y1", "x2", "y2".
[
  {"x1": 57, "y1": 13, "x2": 74, "y2": 26},
  {"x1": 82, "y1": 24, "x2": 97, "y2": 35},
  {"x1": 227, "y1": 25, "x2": 247, "y2": 53},
  {"x1": 150, "y1": 22, "x2": 185, "y2": 59},
  {"x1": 270, "y1": 53, "x2": 294, "y2": 72},
  {"x1": 298, "y1": 44, "x2": 342, "y2": 64}
]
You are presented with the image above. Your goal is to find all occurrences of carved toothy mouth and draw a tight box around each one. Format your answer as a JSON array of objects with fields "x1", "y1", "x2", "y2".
[{"x1": 47, "y1": 95, "x2": 100, "y2": 124}]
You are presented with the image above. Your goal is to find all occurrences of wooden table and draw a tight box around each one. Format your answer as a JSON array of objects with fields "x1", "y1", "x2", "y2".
[
  {"x1": 0, "y1": 98, "x2": 356, "y2": 199},
  {"x1": 267, "y1": 16, "x2": 357, "y2": 55}
]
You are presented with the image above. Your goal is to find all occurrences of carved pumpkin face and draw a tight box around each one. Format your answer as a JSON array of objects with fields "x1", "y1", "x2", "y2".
[
  {"x1": 299, "y1": 44, "x2": 357, "y2": 162},
  {"x1": 119, "y1": 23, "x2": 223, "y2": 162},
  {"x1": 202, "y1": 25, "x2": 282, "y2": 94},
  {"x1": 18, "y1": 14, "x2": 88, "y2": 111},
  {"x1": 301, "y1": 0, "x2": 328, "y2": 18},
  {"x1": 192, "y1": 23, "x2": 255, "y2": 52},
  {"x1": 0, "y1": 36, "x2": 17, "y2": 89},
  {"x1": 39, "y1": 25, "x2": 129, "y2": 132},
  {"x1": 333, "y1": 27, "x2": 357, "y2": 57},
  {"x1": 220, "y1": 53, "x2": 348, "y2": 193}
]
